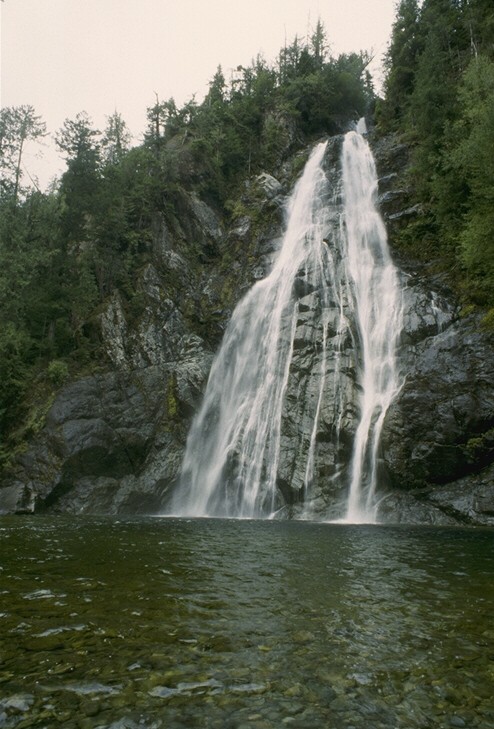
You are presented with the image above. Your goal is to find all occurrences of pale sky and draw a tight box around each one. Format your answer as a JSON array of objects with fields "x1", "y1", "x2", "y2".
[{"x1": 1, "y1": 0, "x2": 396, "y2": 189}]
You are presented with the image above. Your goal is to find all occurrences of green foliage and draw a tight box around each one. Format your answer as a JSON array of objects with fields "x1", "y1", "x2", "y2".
[
  {"x1": 0, "y1": 323, "x2": 31, "y2": 433},
  {"x1": 380, "y1": 0, "x2": 494, "y2": 308},
  {"x1": 166, "y1": 374, "x2": 179, "y2": 419},
  {"x1": 450, "y1": 56, "x2": 494, "y2": 300},
  {"x1": 101, "y1": 111, "x2": 132, "y2": 165},
  {"x1": 151, "y1": 26, "x2": 374, "y2": 204},
  {"x1": 55, "y1": 112, "x2": 102, "y2": 242},
  {"x1": 481, "y1": 308, "x2": 494, "y2": 329},
  {"x1": 463, "y1": 428, "x2": 494, "y2": 467},
  {"x1": 380, "y1": 0, "x2": 421, "y2": 129},
  {"x1": 47, "y1": 360, "x2": 70, "y2": 386},
  {"x1": 0, "y1": 105, "x2": 47, "y2": 204}
]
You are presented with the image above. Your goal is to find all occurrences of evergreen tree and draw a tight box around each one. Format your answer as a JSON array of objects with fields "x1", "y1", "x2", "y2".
[
  {"x1": 101, "y1": 111, "x2": 131, "y2": 165},
  {"x1": 0, "y1": 105, "x2": 46, "y2": 204},
  {"x1": 379, "y1": 0, "x2": 494, "y2": 308},
  {"x1": 462, "y1": 0, "x2": 494, "y2": 57},
  {"x1": 311, "y1": 18, "x2": 328, "y2": 69},
  {"x1": 206, "y1": 65, "x2": 227, "y2": 106},
  {"x1": 380, "y1": 0, "x2": 421, "y2": 128},
  {"x1": 55, "y1": 112, "x2": 101, "y2": 242},
  {"x1": 452, "y1": 55, "x2": 494, "y2": 301}
]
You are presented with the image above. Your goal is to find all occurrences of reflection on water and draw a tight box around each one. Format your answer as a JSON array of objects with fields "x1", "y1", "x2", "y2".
[{"x1": 1, "y1": 517, "x2": 493, "y2": 728}]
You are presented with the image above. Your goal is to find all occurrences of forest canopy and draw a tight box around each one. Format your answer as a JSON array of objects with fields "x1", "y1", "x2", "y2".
[{"x1": 377, "y1": 0, "x2": 494, "y2": 308}]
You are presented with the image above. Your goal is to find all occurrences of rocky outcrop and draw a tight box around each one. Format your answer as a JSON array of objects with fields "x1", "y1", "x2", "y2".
[
  {"x1": 379, "y1": 465, "x2": 494, "y2": 526},
  {"x1": 1, "y1": 339, "x2": 212, "y2": 515},
  {"x1": 373, "y1": 133, "x2": 494, "y2": 525},
  {"x1": 379, "y1": 304, "x2": 494, "y2": 523}
]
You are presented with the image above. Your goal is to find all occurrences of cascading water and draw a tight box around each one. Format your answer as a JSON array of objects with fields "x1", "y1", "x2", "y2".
[
  {"x1": 170, "y1": 126, "x2": 403, "y2": 522},
  {"x1": 342, "y1": 131, "x2": 403, "y2": 522}
]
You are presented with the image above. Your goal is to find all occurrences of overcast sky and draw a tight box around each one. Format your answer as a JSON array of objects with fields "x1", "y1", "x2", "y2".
[{"x1": 1, "y1": 0, "x2": 396, "y2": 189}]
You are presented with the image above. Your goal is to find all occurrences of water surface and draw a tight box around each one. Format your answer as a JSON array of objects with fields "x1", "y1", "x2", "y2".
[{"x1": 1, "y1": 517, "x2": 493, "y2": 728}]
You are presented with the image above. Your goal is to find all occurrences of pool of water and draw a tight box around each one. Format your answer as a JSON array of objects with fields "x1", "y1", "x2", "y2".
[{"x1": 1, "y1": 517, "x2": 493, "y2": 728}]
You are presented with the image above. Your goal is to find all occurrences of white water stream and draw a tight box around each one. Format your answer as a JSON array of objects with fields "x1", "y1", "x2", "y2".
[
  {"x1": 171, "y1": 127, "x2": 403, "y2": 522},
  {"x1": 342, "y1": 131, "x2": 403, "y2": 522}
]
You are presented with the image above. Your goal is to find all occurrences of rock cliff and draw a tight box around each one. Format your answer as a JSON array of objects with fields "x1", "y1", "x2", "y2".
[
  {"x1": 375, "y1": 134, "x2": 494, "y2": 525},
  {"x1": 1, "y1": 133, "x2": 493, "y2": 525}
]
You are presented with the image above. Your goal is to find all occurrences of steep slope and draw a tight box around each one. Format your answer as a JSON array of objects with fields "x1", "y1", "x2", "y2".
[{"x1": 1, "y1": 133, "x2": 493, "y2": 525}]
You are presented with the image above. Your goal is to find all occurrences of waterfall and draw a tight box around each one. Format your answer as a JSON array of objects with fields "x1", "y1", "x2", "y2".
[
  {"x1": 342, "y1": 131, "x2": 403, "y2": 522},
  {"x1": 169, "y1": 128, "x2": 403, "y2": 522}
]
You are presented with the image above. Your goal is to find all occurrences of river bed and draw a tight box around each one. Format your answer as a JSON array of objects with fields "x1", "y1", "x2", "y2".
[{"x1": 1, "y1": 517, "x2": 493, "y2": 728}]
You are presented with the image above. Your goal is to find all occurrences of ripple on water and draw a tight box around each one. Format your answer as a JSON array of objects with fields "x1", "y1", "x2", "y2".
[
  {"x1": 34, "y1": 624, "x2": 87, "y2": 637},
  {"x1": 60, "y1": 682, "x2": 123, "y2": 696},
  {"x1": 148, "y1": 679, "x2": 267, "y2": 700},
  {"x1": 23, "y1": 588, "x2": 66, "y2": 601},
  {"x1": 0, "y1": 518, "x2": 493, "y2": 729}
]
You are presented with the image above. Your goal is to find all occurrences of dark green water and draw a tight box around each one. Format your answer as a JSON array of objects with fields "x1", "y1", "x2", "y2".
[{"x1": 1, "y1": 517, "x2": 493, "y2": 729}]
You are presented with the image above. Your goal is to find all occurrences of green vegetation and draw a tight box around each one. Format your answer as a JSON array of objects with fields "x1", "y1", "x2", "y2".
[
  {"x1": 464, "y1": 427, "x2": 494, "y2": 468},
  {"x1": 0, "y1": 23, "x2": 372, "y2": 464},
  {"x1": 377, "y1": 0, "x2": 494, "y2": 308}
]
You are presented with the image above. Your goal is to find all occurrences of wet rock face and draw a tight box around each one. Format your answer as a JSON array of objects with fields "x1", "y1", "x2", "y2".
[
  {"x1": 278, "y1": 292, "x2": 358, "y2": 512},
  {"x1": 382, "y1": 312, "x2": 494, "y2": 495},
  {"x1": 372, "y1": 132, "x2": 494, "y2": 526},
  {"x1": 1, "y1": 354, "x2": 212, "y2": 515}
]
